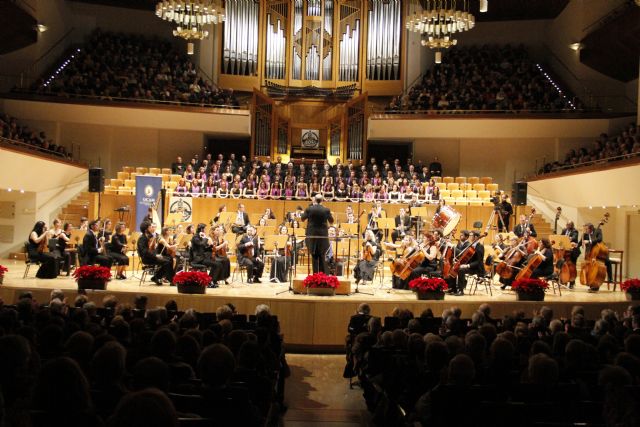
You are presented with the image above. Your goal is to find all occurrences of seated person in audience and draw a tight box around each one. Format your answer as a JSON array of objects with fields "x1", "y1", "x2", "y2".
[
  {"x1": 81, "y1": 220, "x2": 113, "y2": 268},
  {"x1": 137, "y1": 221, "x2": 174, "y2": 285},
  {"x1": 27, "y1": 221, "x2": 60, "y2": 278},
  {"x1": 237, "y1": 225, "x2": 265, "y2": 283},
  {"x1": 172, "y1": 156, "x2": 185, "y2": 175}
]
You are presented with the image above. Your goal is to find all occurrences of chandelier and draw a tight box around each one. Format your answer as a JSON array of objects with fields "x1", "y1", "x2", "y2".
[
  {"x1": 406, "y1": 0, "x2": 485, "y2": 62},
  {"x1": 155, "y1": 1, "x2": 225, "y2": 53}
]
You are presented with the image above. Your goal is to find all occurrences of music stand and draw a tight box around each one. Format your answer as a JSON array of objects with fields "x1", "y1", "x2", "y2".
[
  {"x1": 550, "y1": 235, "x2": 572, "y2": 250},
  {"x1": 265, "y1": 235, "x2": 289, "y2": 283},
  {"x1": 165, "y1": 213, "x2": 183, "y2": 226}
]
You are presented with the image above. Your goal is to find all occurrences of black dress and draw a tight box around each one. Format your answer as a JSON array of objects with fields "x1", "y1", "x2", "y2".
[
  {"x1": 27, "y1": 237, "x2": 59, "y2": 279},
  {"x1": 109, "y1": 234, "x2": 130, "y2": 266}
]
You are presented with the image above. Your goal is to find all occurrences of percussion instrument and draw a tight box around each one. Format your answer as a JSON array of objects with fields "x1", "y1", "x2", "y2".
[{"x1": 432, "y1": 205, "x2": 461, "y2": 236}]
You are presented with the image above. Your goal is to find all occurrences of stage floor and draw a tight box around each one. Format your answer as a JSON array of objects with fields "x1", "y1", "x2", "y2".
[{"x1": 0, "y1": 258, "x2": 630, "y2": 348}]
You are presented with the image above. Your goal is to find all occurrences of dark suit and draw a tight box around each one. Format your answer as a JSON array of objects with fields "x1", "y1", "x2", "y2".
[
  {"x1": 451, "y1": 241, "x2": 484, "y2": 294},
  {"x1": 191, "y1": 234, "x2": 220, "y2": 280},
  {"x1": 498, "y1": 201, "x2": 513, "y2": 231},
  {"x1": 561, "y1": 227, "x2": 581, "y2": 264},
  {"x1": 238, "y1": 235, "x2": 264, "y2": 281},
  {"x1": 514, "y1": 223, "x2": 537, "y2": 238},
  {"x1": 137, "y1": 233, "x2": 174, "y2": 282},
  {"x1": 392, "y1": 214, "x2": 411, "y2": 242},
  {"x1": 231, "y1": 212, "x2": 250, "y2": 234},
  {"x1": 81, "y1": 230, "x2": 113, "y2": 267},
  {"x1": 301, "y1": 203, "x2": 334, "y2": 273},
  {"x1": 580, "y1": 229, "x2": 611, "y2": 281}
]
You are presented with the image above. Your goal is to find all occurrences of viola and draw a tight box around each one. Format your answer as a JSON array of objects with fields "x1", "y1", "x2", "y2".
[{"x1": 215, "y1": 237, "x2": 228, "y2": 258}]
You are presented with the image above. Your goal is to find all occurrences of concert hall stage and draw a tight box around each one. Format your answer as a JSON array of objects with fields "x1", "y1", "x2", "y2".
[{"x1": 0, "y1": 259, "x2": 629, "y2": 350}]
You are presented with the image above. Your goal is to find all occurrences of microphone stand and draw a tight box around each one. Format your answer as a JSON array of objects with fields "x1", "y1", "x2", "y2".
[{"x1": 352, "y1": 198, "x2": 373, "y2": 296}]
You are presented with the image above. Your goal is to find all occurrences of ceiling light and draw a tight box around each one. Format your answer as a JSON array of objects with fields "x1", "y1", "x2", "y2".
[
  {"x1": 569, "y1": 42, "x2": 584, "y2": 51},
  {"x1": 480, "y1": 0, "x2": 488, "y2": 13},
  {"x1": 35, "y1": 24, "x2": 48, "y2": 33}
]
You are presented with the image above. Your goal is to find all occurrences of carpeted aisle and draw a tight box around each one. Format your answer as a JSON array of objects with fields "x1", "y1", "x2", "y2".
[{"x1": 282, "y1": 354, "x2": 370, "y2": 427}]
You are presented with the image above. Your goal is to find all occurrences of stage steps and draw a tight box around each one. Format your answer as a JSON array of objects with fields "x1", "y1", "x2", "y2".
[{"x1": 59, "y1": 192, "x2": 91, "y2": 226}]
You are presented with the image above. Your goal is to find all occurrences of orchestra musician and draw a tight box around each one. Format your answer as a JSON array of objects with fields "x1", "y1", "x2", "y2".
[
  {"x1": 237, "y1": 225, "x2": 265, "y2": 283},
  {"x1": 498, "y1": 193, "x2": 513, "y2": 232},
  {"x1": 58, "y1": 222, "x2": 75, "y2": 276},
  {"x1": 579, "y1": 222, "x2": 612, "y2": 283},
  {"x1": 367, "y1": 201, "x2": 385, "y2": 241},
  {"x1": 392, "y1": 207, "x2": 411, "y2": 242},
  {"x1": 50, "y1": 219, "x2": 71, "y2": 275},
  {"x1": 387, "y1": 234, "x2": 419, "y2": 290},
  {"x1": 354, "y1": 229, "x2": 379, "y2": 284},
  {"x1": 190, "y1": 223, "x2": 220, "y2": 287},
  {"x1": 326, "y1": 226, "x2": 344, "y2": 276},
  {"x1": 447, "y1": 230, "x2": 484, "y2": 296},
  {"x1": 418, "y1": 231, "x2": 440, "y2": 276},
  {"x1": 231, "y1": 203, "x2": 250, "y2": 234},
  {"x1": 157, "y1": 226, "x2": 183, "y2": 271},
  {"x1": 529, "y1": 238, "x2": 554, "y2": 279},
  {"x1": 212, "y1": 225, "x2": 231, "y2": 285},
  {"x1": 559, "y1": 221, "x2": 580, "y2": 288},
  {"x1": 498, "y1": 236, "x2": 527, "y2": 290},
  {"x1": 270, "y1": 224, "x2": 293, "y2": 283},
  {"x1": 109, "y1": 222, "x2": 130, "y2": 280},
  {"x1": 81, "y1": 220, "x2": 114, "y2": 268},
  {"x1": 27, "y1": 221, "x2": 60, "y2": 278},
  {"x1": 212, "y1": 204, "x2": 227, "y2": 226},
  {"x1": 137, "y1": 221, "x2": 174, "y2": 286},
  {"x1": 514, "y1": 215, "x2": 537, "y2": 238}
]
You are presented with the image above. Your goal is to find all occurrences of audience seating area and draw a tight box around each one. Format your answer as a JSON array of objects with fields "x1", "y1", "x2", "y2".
[
  {"x1": 345, "y1": 303, "x2": 640, "y2": 427},
  {"x1": 29, "y1": 30, "x2": 240, "y2": 108},
  {"x1": 0, "y1": 112, "x2": 72, "y2": 159},
  {"x1": 540, "y1": 122, "x2": 640, "y2": 174},
  {"x1": 104, "y1": 157, "x2": 502, "y2": 205},
  {"x1": 0, "y1": 292, "x2": 286, "y2": 426},
  {"x1": 387, "y1": 45, "x2": 582, "y2": 113}
]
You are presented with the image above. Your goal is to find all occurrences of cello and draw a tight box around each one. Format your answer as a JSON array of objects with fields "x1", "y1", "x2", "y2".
[
  {"x1": 390, "y1": 239, "x2": 426, "y2": 280},
  {"x1": 447, "y1": 221, "x2": 491, "y2": 279},
  {"x1": 580, "y1": 213, "x2": 609, "y2": 290},
  {"x1": 496, "y1": 241, "x2": 526, "y2": 279}
]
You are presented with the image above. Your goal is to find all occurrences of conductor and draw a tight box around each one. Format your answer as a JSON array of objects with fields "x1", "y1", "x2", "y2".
[{"x1": 301, "y1": 194, "x2": 334, "y2": 273}]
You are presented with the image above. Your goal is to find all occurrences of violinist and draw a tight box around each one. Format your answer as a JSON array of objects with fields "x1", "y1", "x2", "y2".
[
  {"x1": 82, "y1": 220, "x2": 113, "y2": 268},
  {"x1": 448, "y1": 230, "x2": 484, "y2": 296},
  {"x1": 137, "y1": 221, "x2": 174, "y2": 286},
  {"x1": 326, "y1": 226, "x2": 344, "y2": 276},
  {"x1": 529, "y1": 238, "x2": 554, "y2": 279},
  {"x1": 27, "y1": 221, "x2": 60, "y2": 278},
  {"x1": 109, "y1": 222, "x2": 130, "y2": 280},
  {"x1": 354, "y1": 229, "x2": 379, "y2": 285},
  {"x1": 158, "y1": 226, "x2": 182, "y2": 271},
  {"x1": 559, "y1": 221, "x2": 580, "y2": 288},
  {"x1": 212, "y1": 225, "x2": 231, "y2": 285},
  {"x1": 485, "y1": 234, "x2": 507, "y2": 268},
  {"x1": 514, "y1": 215, "x2": 537, "y2": 238},
  {"x1": 238, "y1": 225, "x2": 264, "y2": 283},
  {"x1": 392, "y1": 208, "x2": 411, "y2": 242},
  {"x1": 190, "y1": 223, "x2": 219, "y2": 287},
  {"x1": 270, "y1": 224, "x2": 292, "y2": 282},
  {"x1": 498, "y1": 236, "x2": 527, "y2": 290}
]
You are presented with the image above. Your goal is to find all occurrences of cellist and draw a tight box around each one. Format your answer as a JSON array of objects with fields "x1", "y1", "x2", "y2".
[
  {"x1": 387, "y1": 233, "x2": 419, "y2": 290},
  {"x1": 529, "y1": 238, "x2": 554, "y2": 279},
  {"x1": 559, "y1": 221, "x2": 580, "y2": 288},
  {"x1": 498, "y1": 236, "x2": 527, "y2": 290},
  {"x1": 447, "y1": 230, "x2": 485, "y2": 296}
]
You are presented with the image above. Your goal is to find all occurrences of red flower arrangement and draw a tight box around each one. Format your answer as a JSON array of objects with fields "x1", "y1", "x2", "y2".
[
  {"x1": 0, "y1": 265, "x2": 8, "y2": 278},
  {"x1": 303, "y1": 272, "x2": 339, "y2": 289},
  {"x1": 621, "y1": 278, "x2": 640, "y2": 292},
  {"x1": 409, "y1": 277, "x2": 448, "y2": 292},
  {"x1": 511, "y1": 278, "x2": 549, "y2": 293},
  {"x1": 72, "y1": 265, "x2": 111, "y2": 282},
  {"x1": 173, "y1": 271, "x2": 211, "y2": 287}
]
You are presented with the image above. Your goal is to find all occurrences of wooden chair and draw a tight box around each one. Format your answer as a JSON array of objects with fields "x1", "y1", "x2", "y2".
[
  {"x1": 117, "y1": 171, "x2": 129, "y2": 181},
  {"x1": 122, "y1": 166, "x2": 134, "y2": 174},
  {"x1": 110, "y1": 179, "x2": 123, "y2": 188},
  {"x1": 447, "y1": 183, "x2": 460, "y2": 191},
  {"x1": 136, "y1": 167, "x2": 149, "y2": 174},
  {"x1": 124, "y1": 179, "x2": 136, "y2": 188},
  {"x1": 171, "y1": 175, "x2": 182, "y2": 182},
  {"x1": 467, "y1": 177, "x2": 480, "y2": 185},
  {"x1": 160, "y1": 174, "x2": 170, "y2": 182},
  {"x1": 149, "y1": 167, "x2": 161, "y2": 175},
  {"x1": 465, "y1": 190, "x2": 478, "y2": 200},
  {"x1": 480, "y1": 176, "x2": 493, "y2": 185},
  {"x1": 431, "y1": 176, "x2": 442, "y2": 183},
  {"x1": 473, "y1": 183, "x2": 485, "y2": 192},
  {"x1": 442, "y1": 176, "x2": 454, "y2": 184},
  {"x1": 440, "y1": 189, "x2": 451, "y2": 199},
  {"x1": 478, "y1": 190, "x2": 491, "y2": 201},
  {"x1": 455, "y1": 177, "x2": 466, "y2": 184},
  {"x1": 161, "y1": 168, "x2": 172, "y2": 175},
  {"x1": 461, "y1": 183, "x2": 473, "y2": 192},
  {"x1": 435, "y1": 182, "x2": 447, "y2": 191},
  {"x1": 486, "y1": 183, "x2": 499, "y2": 193}
]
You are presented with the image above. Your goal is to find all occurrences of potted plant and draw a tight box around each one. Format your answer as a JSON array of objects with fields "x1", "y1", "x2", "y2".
[
  {"x1": 0, "y1": 265, "x2": 7, "y2": 285},
  {"x1": 511, "y1": 278, "x2": 548, "y2": 301},
  {"x1": 621, "y1": 278, "x2": 640, "y2": 301},
  {"x1": 408, "y1": 277, "x2": 448, "y2": 300},
  {"x1": 173, "y1": 271, "x2": 210, "y2": 294},
  {"x1": 73, "y1": 265, "x2": 111, "y2": 290},
  {"x1": 303, "y1": 272, "x2": 339, "y2": 296}
]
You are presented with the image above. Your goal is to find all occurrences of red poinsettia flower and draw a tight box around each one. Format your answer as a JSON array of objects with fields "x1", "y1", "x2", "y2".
[
  {"x1": 303, "y1": 272, "x2": 339, "y2": 289},
  {"x1": 621, "y1": 278, "x2": 640, "y2": 292},
  {"x1": 72, "y1": 266, "x2": 112, "y2": 282},
  {"x1": 408, "y1": 277, "x2": 448, "y2": 292},
  {"x1": 173, "y1": 271, "x2": 211, "y2": 287},
  {"x1": 511, "y1": 278, "x2": 549, "y2": 293},
  {"x1": 0, "y1": 265, "x2": 8, "y2": 277}
]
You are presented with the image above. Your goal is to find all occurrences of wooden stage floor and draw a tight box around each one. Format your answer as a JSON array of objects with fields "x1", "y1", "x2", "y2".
[{"x1": 0, "y1": 258, "x2": 630, "y2": 349}]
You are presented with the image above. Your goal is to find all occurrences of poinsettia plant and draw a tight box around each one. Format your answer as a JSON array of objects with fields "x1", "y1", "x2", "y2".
[
  {"x1": 511, "y1": 278, "x2": 549, "y2": 293},
  {"x1": 72, "y1": 265, "x2": 111, "y2": 282},
  {"x1": 173, "y1": 271, "x2": 211, "y2": 287},
  {"x1": 409, "y1": 277, "x2": 448, "y2": 292},
  {"x1": 0, "y1": 265, "x2": 8, "y2": 278},
  {"x1": 303, "y1": 272, "x2": 339, "y2": 289},
  {"x1": 621, "y1": 278, "x2": 640, "y2": 292}
]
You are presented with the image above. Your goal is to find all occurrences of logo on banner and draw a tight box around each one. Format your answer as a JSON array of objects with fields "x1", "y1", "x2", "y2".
[
  {"x1": 144, "y1": 185, "x2": 154, "y2": 198},
  {"x1": 169, "y1": 196, "x2": 193, "y2": 222}
]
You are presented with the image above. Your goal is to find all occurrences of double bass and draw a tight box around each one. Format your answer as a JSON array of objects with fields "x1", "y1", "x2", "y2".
[{"x1": 580, "y1": 213, "x2": 609, "y2": 290}]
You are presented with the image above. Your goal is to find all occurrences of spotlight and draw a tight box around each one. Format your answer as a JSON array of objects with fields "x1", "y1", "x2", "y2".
[
  {"x1": 479, "y1": 0, "x2": 488, "y2": 13},
  {"x1": 435, "y1": 51, "x2": 442, "y2": 64}
]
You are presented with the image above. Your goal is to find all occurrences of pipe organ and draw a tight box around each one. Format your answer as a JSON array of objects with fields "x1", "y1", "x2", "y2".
[{"x1": 220, "y1": 0, "x2": 403, "y2": 91}]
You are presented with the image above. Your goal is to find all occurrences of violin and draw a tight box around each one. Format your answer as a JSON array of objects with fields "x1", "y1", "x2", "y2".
[
  {"x1": 215, "y1": 237, "x2": 228, "y2": 258},
  {"x1": 362, "y1": 241, "x2": 374, "y2": 261}
]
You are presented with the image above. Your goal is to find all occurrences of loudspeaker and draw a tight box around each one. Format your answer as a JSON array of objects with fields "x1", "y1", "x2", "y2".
[
  {"x1": 512, "y1": 181, "x2": 527, "y2": 206},
  {"x1": 88, "y1": 168, "x2": 104, "y2": 193}
]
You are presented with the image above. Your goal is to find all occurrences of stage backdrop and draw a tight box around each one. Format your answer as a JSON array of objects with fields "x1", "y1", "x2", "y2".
[{"x1": 135, "y1": 175, "x2": 163, "y2": 231}]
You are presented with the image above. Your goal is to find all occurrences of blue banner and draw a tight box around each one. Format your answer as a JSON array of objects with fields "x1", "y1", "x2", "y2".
[{"x1": 135, "y1": 175, "x2": 163, "y2": 232}]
